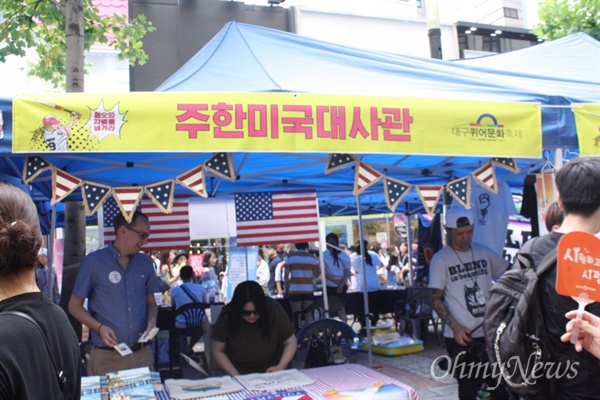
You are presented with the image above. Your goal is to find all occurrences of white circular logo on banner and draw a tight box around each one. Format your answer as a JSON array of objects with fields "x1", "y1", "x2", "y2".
[{"x1": 108, "y1": 271, "x2": 122, "y2": 284}]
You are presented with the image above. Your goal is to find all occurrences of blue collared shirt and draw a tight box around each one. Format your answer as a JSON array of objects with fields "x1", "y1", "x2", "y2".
[{"x1": 72, "y1": 244, "x2": 161, "y2": 346}]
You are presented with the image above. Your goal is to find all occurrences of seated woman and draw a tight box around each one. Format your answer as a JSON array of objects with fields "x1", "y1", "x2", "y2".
[{"x1": 211, "y1": 280, "x2": 296, "y2": 375}]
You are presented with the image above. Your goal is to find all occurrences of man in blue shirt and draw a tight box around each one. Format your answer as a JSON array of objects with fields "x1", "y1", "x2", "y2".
[{"x1": 69, "y1": 211, "x2": 161, "y2": 375}]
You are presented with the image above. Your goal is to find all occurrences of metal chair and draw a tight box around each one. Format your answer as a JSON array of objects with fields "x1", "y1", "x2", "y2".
[
  {"x1": 394, "y1": 287, "x2": 444, "y2": 347},
  {"x1": 294, "y1": 318, "x2": 358, "y2": 369}
]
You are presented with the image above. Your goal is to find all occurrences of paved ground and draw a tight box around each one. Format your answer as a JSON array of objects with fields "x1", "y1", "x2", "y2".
[{"x1": 354, "y1": 324, "x2": 459, "y2": 400}]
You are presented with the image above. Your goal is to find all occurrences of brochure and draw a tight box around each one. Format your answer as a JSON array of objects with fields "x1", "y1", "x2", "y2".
[
  {"x1": 106, "y1": 367, "x2": 158, "y2": 400},
  {"x1": 165, "y1": 376, "x2": 244, "y2": 399},
  {"x1": 323, "y1": 382, "x2": 409, "y2": 399},
  {"x1": 80, "y1": 376, "x2": 102, "y2": 400},
  {"x1": 236, "y1": 369, "x2": 315, "y2": 392}
]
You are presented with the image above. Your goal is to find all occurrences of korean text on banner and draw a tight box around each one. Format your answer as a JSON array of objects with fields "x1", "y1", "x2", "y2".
[
  {"x1": 234, "y1": 190, "x2": 319, "y2": 247},
  {"x1": 13, "y1": 92, "x2": 542, "y2": 157},
  {"x1": 572, "y1": 103, "x2": 600, "y2": 156}
]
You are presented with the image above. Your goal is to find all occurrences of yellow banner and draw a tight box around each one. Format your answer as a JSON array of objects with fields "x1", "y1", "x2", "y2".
[
  {"x1": 573, "y1": 104, "x2": 600, "y2": 156},
  {"x1": 13, "y1": 92, "x2": 542, "y2": 156}
]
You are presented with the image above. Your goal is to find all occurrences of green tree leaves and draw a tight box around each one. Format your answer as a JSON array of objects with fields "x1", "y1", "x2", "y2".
[
  {"x1": 0, "y1": 0, "x2": 155, "y2": 87},
  {"x1": 533, "y1": 0, "x2": 599, "y2": 41}
]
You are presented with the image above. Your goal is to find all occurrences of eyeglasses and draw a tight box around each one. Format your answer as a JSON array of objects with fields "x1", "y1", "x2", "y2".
[
  {"x1": 125, "y1": 225, "x2": 150, "y2": 240},
  {"x1": 241, "y1": 309, "x2": 260, "y2": 317}
]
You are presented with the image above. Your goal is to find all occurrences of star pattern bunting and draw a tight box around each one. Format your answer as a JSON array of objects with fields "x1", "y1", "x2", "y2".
[
  {"x1": 384, "y1": 177, "x2": 411, "y2": 212},
  {"x1": 415, "y1": 185, "x2": 444, "y2": 217},
  {"x1": 81, "y1": 182, "x2": 112, "y2": 216},
  {"x1": 112, "y1": 187, "x2": 144, "y2": 222},
  {"x1": 446, "y1": 176, "x2": 471, "y2": 209},
  {"x1": 492, "y1": 157, "x2": 520, "y2": 173},
  {"x1": 177, "y1": 165, "x2": 208, "y2": 198},
  {"x1": 324, "y1": 153, "x2": 357, "y2": 174},
  {"x1": 22, "y1": 156, "x2": 51, "y2": 183},
  {"x1": 51, "y1": 167, "x2": 82, "y2": 205},
  {"x1": 204, "y1": 153, "x2": 236, "y2": 181},
  {"x1": 472, "y1": 161, "x2": 498, "y2": 194},
  {"x1": 145, "y1": 179, "x2": 175, "y2": 213}
]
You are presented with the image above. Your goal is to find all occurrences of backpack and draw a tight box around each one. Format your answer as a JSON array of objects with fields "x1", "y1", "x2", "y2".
[{"x1": 484, "y1": 238, "x2": 557, "y2": 400}]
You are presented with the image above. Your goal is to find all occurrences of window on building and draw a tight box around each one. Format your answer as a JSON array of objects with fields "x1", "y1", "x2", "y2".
[{"x1": 503, "y1": 7, "x2": 519, "y2": 19}]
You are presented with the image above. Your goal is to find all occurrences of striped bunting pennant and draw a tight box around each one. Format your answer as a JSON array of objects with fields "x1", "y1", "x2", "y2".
[
  {"x1": 177, "y1": 165, "x2": 208, "y2": 198},
  {"x1": 51, "y1": 167, "x2": 82, "y2": 205},
  {"x1": 353, "y1": 161, "x2": 383, "y2": 195},
  {"x1": 112, "y1": 187, "x2": 144, "y2": 223},
  {"x1": 472, "y1": 161, "x2": 498, "y2": 194},
  {"x1": 415, "y1": 185, "x2": 444, "y2": 217}
]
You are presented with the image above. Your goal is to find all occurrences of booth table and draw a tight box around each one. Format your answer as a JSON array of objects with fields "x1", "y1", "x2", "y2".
[{"x1": 155, "y1": 363, "x2": 419, "y2": 399}]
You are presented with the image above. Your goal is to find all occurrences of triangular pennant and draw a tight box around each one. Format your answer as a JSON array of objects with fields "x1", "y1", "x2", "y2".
[
  {"x1": 177, "y1": 165, "x2": 208, "y2": 198},
  {"x1": 472, "y1": 161, "x2": 498, "y2": 194},
  {"x1": 81, "y1": 181, "x2": 112, "y2": 216},
  {"x1": 204, "y1": 153, "x2": 236, "y2": 182},
  {"x1": 112, "y1": 187, "x2": 144, "y2": 223},
  {"x1": 22, "y1": 156, "x2": 52, "y2": 183},
  {"x1": 353, "y1": 161, "x2": 383, "y2": 195},
  {"x1": 325, "y1": 153, "x2": 357, "y2": 174},
  {"x1": 446, "y1": 176, "x2": 471, "y2": 209},
  {"x1": 383, "y1": 176, "x2": 412, "y2": 212},
  {"x1": 492, "y1": 157, "x2": 520, "y2": 173},
  {"x1": 415, "y1": 185, "x2": 444, "y2": 217},
  {"x1": 145, "y1": 179, "x2": 175, "y2": 213},
  {"x1": 51, "y1": 167, "x2": 82, "y2": 205}
]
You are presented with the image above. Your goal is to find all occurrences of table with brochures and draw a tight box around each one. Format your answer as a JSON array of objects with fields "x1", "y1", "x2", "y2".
[{"x1": 159, "y1": 363, "x2": 419, "y2": 400}]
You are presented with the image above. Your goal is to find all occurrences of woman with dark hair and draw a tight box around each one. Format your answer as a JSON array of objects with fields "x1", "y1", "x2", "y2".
[
  {"x1": 202, "y1": 250, "x2": 220, "y2": 302},
  {"x1": 385, "y1": 252, "x2": 402, "y2": 288},
  {"x1": 0, "y1": 182, "x2": 81, "y2": 399},
  {"x1": 323, "y1": 232, "x2": 351, "y2": 322},
  {"x1": 350, "y1": 239, "x2": 383, "y2": 330},
  {"x1": 211, "y1": 281, "x2": 296, "y2": 375}
]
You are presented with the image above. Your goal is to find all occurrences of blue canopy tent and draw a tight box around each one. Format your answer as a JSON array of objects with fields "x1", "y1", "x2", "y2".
[{"x1": 1, "y1": 24, "x2": 598, "y2": 217}]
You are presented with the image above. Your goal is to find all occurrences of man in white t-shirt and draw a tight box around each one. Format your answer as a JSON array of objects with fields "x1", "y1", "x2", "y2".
[{"x1": 429, "y1": 207, "x2": 509, "y2": 400}]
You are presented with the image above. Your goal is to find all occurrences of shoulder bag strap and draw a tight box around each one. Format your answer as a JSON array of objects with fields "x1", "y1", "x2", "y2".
[
  {"x1": 180, "y1": 283, "x2": 202, "y2": 303},
  {"x1": 0, "y1": 311, "x2": 67, "y2": 398}
]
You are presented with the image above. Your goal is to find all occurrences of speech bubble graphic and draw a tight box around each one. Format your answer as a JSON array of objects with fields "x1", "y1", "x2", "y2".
[{"x1": 84, "y1": 100, "x2": 127, "y2": 143}]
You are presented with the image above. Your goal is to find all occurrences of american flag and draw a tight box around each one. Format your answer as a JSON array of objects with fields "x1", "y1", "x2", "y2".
[
  {"x1": 100, "y1": 196, "x2": 191, "y2": 252},
  {"x1": 234, "y1": 190, "x2": 319, "y2": 247}
]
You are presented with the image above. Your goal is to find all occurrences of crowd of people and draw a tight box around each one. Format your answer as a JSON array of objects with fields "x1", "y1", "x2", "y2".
[{"x1": 1, "y1": 156, "x2": 599, "y2": 400}]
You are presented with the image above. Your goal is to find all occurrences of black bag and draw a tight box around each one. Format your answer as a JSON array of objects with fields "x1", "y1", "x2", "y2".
[
  {"x1": 484, "y1": 238, "x2": 557, "y2": 399},
  {"x1": 157, "y1": 272, "x2": 171, "y2": 292},
  {"x1": 304, "y1": 335, "x2": 331, "y2": 368}
]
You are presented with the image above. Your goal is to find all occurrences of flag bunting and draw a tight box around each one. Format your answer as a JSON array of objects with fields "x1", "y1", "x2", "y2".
[
  {"x1": 145, "y1": 179, "x2": 175, "y2": 213},
  {"x1": 383, "y1": 177, "x2": 411, "y2": 212},
  {"x1": 446, "y1": 176, "x2": 471, "y2": 209},
  {"x1": 112, "y1": 187, "x2": 144, "y2": 222},
  {"x1": 415, "y1": 185, "x2": 444, "y2": 217},
  {"x1": 353, "y1": 161, "x2": 383, "y2": 195},
  {"x1": 204, "y1": 153, "x2": 236, "y2": 182},
  {"x1": 22, "y1": 156, "x2": 51, "y2": 183},
  {"x1": 51, "y1": 167, "x2": 82, "y2": 205},
  {"x1": 324, "y1": 153, "x2": 357, "y2": 174},
  {"x1": 177, "y1": 165, "x2": 208, "y2": 198},
  {"x1": 472, "y1": 161, "x2": 498, "y2": 194},
  {"x1": 81, "y1": 181, "x2": 112, "y2": 216}
]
